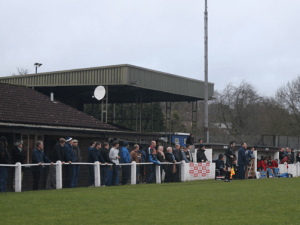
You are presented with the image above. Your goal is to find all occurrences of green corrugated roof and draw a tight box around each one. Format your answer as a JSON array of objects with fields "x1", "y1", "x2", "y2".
[{"x1": 0, "y1": 64, "x2": 214, "y2": 102}]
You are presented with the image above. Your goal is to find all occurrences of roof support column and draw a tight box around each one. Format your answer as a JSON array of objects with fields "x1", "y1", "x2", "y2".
[
  {"x1": 131, "y1": 103, "x2": 133, "y2": 130},
  {"x1": 135, "y1": 97, "x2": 138, "y2": 131},
  {"x1": 101, "y1": 86, "x2": 108, "y2": 123},
  {"x1": 121, "y1": 103, "x2": 124, "y2": 127},
  {"x1": 166, "y1": 101, "x2": 172, "y2": 145},
  {"x1": 192, "y1": 101, "x2": 198, "y2": 139},
  {"x1": 113, "y1": 103, "x2": 115, "y2": 124},
  {"x1": 151, "y1": 102, "x2": 153, "y2": 132},
  {"x1": 140, "y1": 94, "x2": 143, "y2": 132}
]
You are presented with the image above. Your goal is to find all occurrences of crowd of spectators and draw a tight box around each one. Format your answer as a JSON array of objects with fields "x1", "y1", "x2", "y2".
[
  {"x1": 2, "y1": 135, "x2": 300, "y2": 192},
  {"x1": 257, "y1": 156, "x2": 279, "y2": 178},
  {"x1": 0, "y1": 136, "x2": 201, "y2": 192}
]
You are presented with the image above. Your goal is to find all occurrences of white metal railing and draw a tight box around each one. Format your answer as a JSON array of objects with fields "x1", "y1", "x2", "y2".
[{"x1": 0, "y1": 161, "x2": 188, "y2": 192}]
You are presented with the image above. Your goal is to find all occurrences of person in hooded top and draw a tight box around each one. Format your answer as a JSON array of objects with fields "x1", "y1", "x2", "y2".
[{"x1": 197, "y1": 144, "x2": 208, "y2": 163}]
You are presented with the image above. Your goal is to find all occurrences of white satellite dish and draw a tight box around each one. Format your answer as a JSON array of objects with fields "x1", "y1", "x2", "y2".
[{"x1": 93, "y1": 86, "x2": 106, "y2": 100}]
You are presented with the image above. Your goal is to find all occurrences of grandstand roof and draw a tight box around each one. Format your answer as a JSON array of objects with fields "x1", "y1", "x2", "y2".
[{"x1": 0, "y1": 64, "x2": 214, "y2": 103}]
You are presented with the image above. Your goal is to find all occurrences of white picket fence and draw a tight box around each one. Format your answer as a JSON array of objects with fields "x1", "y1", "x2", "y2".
[
  {"x1": 1, "y1": 161, "x2": 192, "y2": 192},
  {"x1": 278, "y1": 162, "x2": 300, "y2": 177}
]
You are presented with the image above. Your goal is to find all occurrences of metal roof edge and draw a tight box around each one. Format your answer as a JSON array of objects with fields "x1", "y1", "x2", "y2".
[
  {"x1": 126, "y1": 64, "x2": 214, "y2": 85},
  {"x1": 0, "y1": 64, "x2": 214, "y2": 85},
  {"x1": 0, "y1": 64, "x2": 130, "y2": 79}
]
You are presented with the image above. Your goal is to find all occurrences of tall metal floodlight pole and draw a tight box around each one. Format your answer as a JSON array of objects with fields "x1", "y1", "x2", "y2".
[{"x1": 204, "y1": 0, "x2": 209, "y2": 143}]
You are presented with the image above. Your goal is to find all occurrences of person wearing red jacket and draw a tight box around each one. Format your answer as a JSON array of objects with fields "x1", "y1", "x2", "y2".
[{"x1": 257, "y1": 158, "x2": 266, "y2": 171}]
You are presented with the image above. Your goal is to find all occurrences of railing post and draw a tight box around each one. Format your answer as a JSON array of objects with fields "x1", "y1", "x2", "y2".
[
  {"x1": 155, "y1": 164, "x2": 161, "y2": 184},
  {"x1": 94, "y1": 162, "x2": 101, "y2": 187},
  {"x1": 181, "y1": 162, "x2": 186, "y2": 182},
  {"x1": 131, "y1": 161, "x2": 136, "y2": 185},
  {"x1": 56, "y1": 161, "x2": 62, "y2": 189},
  {"x1": 15, "y1": 162, "x2": 22, "y2": 192},
  {"x1": 297, "y1": 162, "x2": 300, "y2": 177}
]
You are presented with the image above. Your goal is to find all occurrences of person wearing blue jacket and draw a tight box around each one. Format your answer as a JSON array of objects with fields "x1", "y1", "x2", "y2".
[
  {"x1": 87, "y1": 142, "x2": 106, "y2": 186},
  {"x1": 88, "y1": 140, "x2": 96, "y2": 158},
  {"x1": 181, "y1": 147, "x2": 190, "y2": 163},
  {"x1": 120, "y1": 142, "x2": 131, "y2": 185},
  {"x1": 147, "y1": 148, "x2": 160, "y2": 184},
  {"x1": 146, "y1": 141, "x2": 156, "y2": 162},
  {"x1": 238, "y1": 142, "x2": 249, "y2": 180},
  {"x1": 64, "y1": 137, "x2": 76, "y2": 188},
  {"x1": 31, "y1": 141, "x2": 53, "y2": 190}
]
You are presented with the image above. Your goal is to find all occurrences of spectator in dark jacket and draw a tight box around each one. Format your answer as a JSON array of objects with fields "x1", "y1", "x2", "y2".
[
  {"x1": 64, "y1": 137, "x2": 76, "y2": 188},
  {"x1": 216, "y1": 154, "x2": 226, "y2": 176},
  {"x1": 197, "y1": 144, "x2": 208, "y2": 163},
  {"x1": 72, "y1": 139, "x2": 82, "y2": 187},
  {"x1": 12, "y1": 140, "x2": 26, "y2": 165},
  {"x1": 31, "y1": 141, "x2": 53, "y2": 190},
  {"x1": 87, "y1": 142, "x2": 106, "y2": 187},
  {"x1": 51, "y1": 138, "x2": 67, "y2": 162},
  {"x1": 46, "y1": 138, "x2": 67, "y2": 190},
  {"x1": 0, "y1": 136, "x2": 10, "y2": 192},
  {"x1": 279, "y1": 148, "x2": 285, "y2": 162},
  {"x1": 186, "y1": 134, "x2": 194, "y2": 145},
  {"x1": 100, "y1": 142, "x2": 114, "y2": 186},
  {"x1": 173, "y1": 144, "x2": 182, "y2": 182},
  {"x1": 296, "y1": 152, "x2": 300, "y2": 163},
  {"x1": 165, "y1": 147, "x2": 176, "y2": 183},
  {"x1": 157, "y1": 146, "x2": 168, "y2": 182},
  {"x1": 290, "y1": 149, "x2": 295, "y2": 164},
  {"x1": 12, "y1": 140, "x2": 26, "y2": 189},
  {"x1": 224, "y1": 141, "x2": 235, "y2": 182},
  {"x1": 237, "y1": 142, "x2": 249, "y2": 180}
]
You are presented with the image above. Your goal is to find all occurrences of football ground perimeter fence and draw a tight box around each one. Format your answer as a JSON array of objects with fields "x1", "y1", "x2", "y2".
[{"x1": 0, "y1": 161, "x2": 186, "y2": 192}]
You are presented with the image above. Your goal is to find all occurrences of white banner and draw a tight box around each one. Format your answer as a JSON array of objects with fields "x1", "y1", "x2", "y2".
[{"x1": 185, "y1": 162, "x2": 215, "y2": 181}]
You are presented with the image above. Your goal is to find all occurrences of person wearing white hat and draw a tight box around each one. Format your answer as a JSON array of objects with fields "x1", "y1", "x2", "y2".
[{"x1": 12, "y1": 140, "x2": 26, "y2": 189}]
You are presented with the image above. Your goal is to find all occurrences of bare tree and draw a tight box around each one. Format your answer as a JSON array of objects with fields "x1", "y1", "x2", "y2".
[
  {"x1": 11, "y1": 67, "x2": 29, "y2": 76},
  {"x1": 211, "y1": 81, "x2": 263, "y2": 135},
  {"x1": 276, "y1": 76, "x2": 300, "y2": 135}
]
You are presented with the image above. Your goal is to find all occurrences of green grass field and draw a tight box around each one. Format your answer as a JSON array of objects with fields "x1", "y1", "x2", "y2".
[{"x1": 1, "y1": 178, "x2": 300, "y2": 225}]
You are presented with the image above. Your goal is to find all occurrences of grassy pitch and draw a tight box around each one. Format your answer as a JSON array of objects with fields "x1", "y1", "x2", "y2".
[{"x1": 1, "y1": 178, "x2": 300, "y2": 225}]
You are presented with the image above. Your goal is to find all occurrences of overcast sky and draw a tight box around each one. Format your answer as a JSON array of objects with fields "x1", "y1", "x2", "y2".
[{"x1": 1, "y1": 0, "x2": 299, "y2": 96}]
